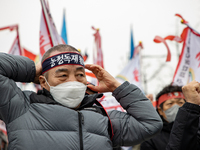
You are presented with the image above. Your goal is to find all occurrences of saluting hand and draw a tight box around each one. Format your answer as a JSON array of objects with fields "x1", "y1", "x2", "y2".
[{"x1": 85, "y1": 64, "x2": 121, "y2": 93}]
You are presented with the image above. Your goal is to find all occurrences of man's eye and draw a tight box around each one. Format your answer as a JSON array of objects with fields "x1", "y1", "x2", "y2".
[
  {"x1": 77, "y1": 74, "x2": 84, "y2": 77},
  {"x1": 60, "y1": 74, "x2": 67, "y2": 77}
]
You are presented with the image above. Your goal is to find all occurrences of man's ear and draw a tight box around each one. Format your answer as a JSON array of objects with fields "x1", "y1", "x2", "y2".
[
  {"x1": 157, "y1": 106, "x2": 164, "y2": 116},
  {"x1": 39, "y1": 75, "x2": 47, "y2": 89}
]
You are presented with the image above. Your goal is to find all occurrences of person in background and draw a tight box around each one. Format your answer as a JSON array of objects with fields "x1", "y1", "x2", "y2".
[
  {"x1": 140, "y1": 84, "x2": 185, "y2": 150},
  {"x1": 0, "y1": 44, "x2": 162, "y2": 150},
  {"x1": 166, "y1": 80, "x2": 200, "y2": 150}
]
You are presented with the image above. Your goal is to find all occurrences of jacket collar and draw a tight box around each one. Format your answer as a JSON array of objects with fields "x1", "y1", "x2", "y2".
[{"x1": 30, "y1": 88, "x2": 103, "y2": 109}]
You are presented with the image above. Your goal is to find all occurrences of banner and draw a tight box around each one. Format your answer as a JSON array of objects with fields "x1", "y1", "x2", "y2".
[
  {"x1": 39, "y1": 0, "x2": 64, "y2": 57},
  {"x1": 116, "y1": 42, "x2": 143, "y2": 90},
  {"x1": 172, "y1": 27, "x2": 200, "y2": 86},
  {"x1": 92, "y1": 26, "x2": 104, "y2": 68}
]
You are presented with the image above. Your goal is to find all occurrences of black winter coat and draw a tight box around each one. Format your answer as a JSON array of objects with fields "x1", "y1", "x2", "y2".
[
  {"x1": 166, "y1": 102, "x2": 200, "y2": 150},
  {"x1": 140, "y1": 116, "x2": 173, "y2": 150}
]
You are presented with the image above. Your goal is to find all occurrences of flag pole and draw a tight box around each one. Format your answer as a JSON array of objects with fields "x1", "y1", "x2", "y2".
[
  {"x1": 0, "y1": 24, "x2": 23, "y2": 56},
  {"x1": 175, "y1": 14, "x2": 200, "y2": 35},
  {"x1": 0, "y1": 24, "x2": 18, "y2": 31},
  {"x1": 16, "y1": 25, "x2": 23, "y2": 56},
  {"x1": 40, "y1": 0, "x2": 55, "y2": 46}
]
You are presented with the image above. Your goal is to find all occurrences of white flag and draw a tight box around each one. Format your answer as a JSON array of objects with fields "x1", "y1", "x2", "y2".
[
  {"x1": 116, "y1": 53, "x2": 143, "y2": 90},
  {"x1": 172, "y1": 27, "x2": 200, "y2": 86},
  {"x1": 8, "y1": 35, "x2": 22, "y2": 55},
  {"x1": 39, "y1": 0, "x2": 64, "y2": 57}
]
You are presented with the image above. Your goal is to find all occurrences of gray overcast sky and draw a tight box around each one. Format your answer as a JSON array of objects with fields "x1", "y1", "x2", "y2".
[{"x1": 0, "y1": 0, "x2": 200, "y2": 95}]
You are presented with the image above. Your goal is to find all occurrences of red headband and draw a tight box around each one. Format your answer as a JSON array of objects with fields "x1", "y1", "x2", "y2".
[{"x1": 157, "y1": 92, "x2": 185, "y2": 106}]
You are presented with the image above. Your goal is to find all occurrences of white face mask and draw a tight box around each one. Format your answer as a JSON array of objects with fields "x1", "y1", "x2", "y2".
[
  {"x1": 164, "y1": 104, "x2": 180, "y2": 123},
  {"x1": 45, "y1": 78, "x2": 87, "y2": 108}
]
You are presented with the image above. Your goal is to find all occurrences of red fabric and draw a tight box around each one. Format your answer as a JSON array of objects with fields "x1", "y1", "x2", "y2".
[
  {"x1": 23, "y1": 48, "x2": 37, "y2": 61},
  {"x1": 181, "y1": 27, "x2": 189, "y2": 41},
  {"x1": 92, "y1": 26, "x2": 104, "y2": 68},
  {"x1": 157, "y1": 92, "x2": 185, "y2": 106},
  {"x1": 83, "y1": 55, "x2": 88, "y2": 62},
  {"x1": 0, "y1": 24, "x2": 18, "y2": 31},
  {"x1": 85, "y1": 72, "x2": 96, "y2": 78},
  {"x1": 154, "y1": 36, "x2": 171, "y2": 61},
  {"x1": 133, "y1": 41, "x2": 143, "y2": 57},
  {"x1": 164, "y1": 35, "x2": 182, "y2": 43},
  {"x1": 152, "y1": 101, "x2": 157, "y2": 107},
  {"x1": 175, "y1": 14, "x2": 188, "y2": 24}
]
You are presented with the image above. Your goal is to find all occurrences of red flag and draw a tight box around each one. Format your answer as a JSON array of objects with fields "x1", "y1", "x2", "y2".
[
  {"x1": 154, "y1": 36, "x2": 171, "y2": 61},
  {"x1": 92, "y1": 26, "x2": 104, "y2": 68},
  {"x1": 23, "y1": 48, "x2": 37, "y2": 61}
]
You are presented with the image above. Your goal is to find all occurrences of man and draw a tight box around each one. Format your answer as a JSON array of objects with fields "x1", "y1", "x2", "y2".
[
  {"x1": 0, "y1": 44, "x2": 162, "y2": 150},
  {"x1": 166, "y1": 80, "x2": 200, "y2": 150},
  {"x1": 140, "y1": 84, "x2": 185, "y2": 150}
]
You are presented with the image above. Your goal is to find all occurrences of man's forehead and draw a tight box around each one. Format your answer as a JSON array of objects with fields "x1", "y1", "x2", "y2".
[
  {"x1": 49, "y1": 50, "x2": 67, "y2": 56},
  {"x1": 54, "y1": 65, "x2": 85, "y2": 72},
  {"x1": 165, "y1": 98, "x2": 184, "y2": 102}
]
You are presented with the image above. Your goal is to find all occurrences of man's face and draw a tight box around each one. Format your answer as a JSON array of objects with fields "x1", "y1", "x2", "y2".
[
  {"x1": 158, "y1": 98, "x2": 185, "y2": 121},
  {"x1": 40, "y1": 51, "x2": 87, "y2": 91},
  {"x1": 162, "y1": 98, "x2": 185, "y2": 111}
]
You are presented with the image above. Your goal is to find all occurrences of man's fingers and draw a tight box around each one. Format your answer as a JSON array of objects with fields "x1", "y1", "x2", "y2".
[
  {"x1": 196, "y1": 82, "x2": 200, "y2": 93},
  {"x1": 87, "y1": 84, "x2": 99, "y2": 92},
  {"x1": 182, "y1": 80, "x2": 200, "y2": 105},
  {"x1": 190, "y1": 80, "x2": 200, "y2": 94},
  {"x1": 182, "y1": 80, "x2": 200, "y2": 97},
  {"x1": 85, "y1": 64, "x2": 104, "y2": 79}
]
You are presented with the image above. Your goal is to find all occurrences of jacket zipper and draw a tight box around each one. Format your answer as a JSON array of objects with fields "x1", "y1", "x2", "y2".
[{"x1": 78, "y1": 111, "x2": 84, "y2": 150}]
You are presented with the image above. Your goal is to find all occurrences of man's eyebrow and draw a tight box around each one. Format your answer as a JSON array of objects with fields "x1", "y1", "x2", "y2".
[
  {"x1": 55, "y1": 68, "x2": 69, "y2": 73},
  {"x1": 76, "y1": 67, "x2": 85, "y2": 72}
]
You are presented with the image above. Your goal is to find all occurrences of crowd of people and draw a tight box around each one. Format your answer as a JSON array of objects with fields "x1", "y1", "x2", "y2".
[{"x1": 0, "y1": 44, "x2": 199, "y2": 150}]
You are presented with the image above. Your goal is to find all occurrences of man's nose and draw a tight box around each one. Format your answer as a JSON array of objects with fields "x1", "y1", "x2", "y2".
[{"x1": 68, "y1": 75, "x2": 77, "y2": 81}]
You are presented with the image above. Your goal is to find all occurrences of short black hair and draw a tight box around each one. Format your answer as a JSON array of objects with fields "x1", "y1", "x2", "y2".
[{"x1": 156, "y1": 84, "x2": 183, "y2": 108}]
